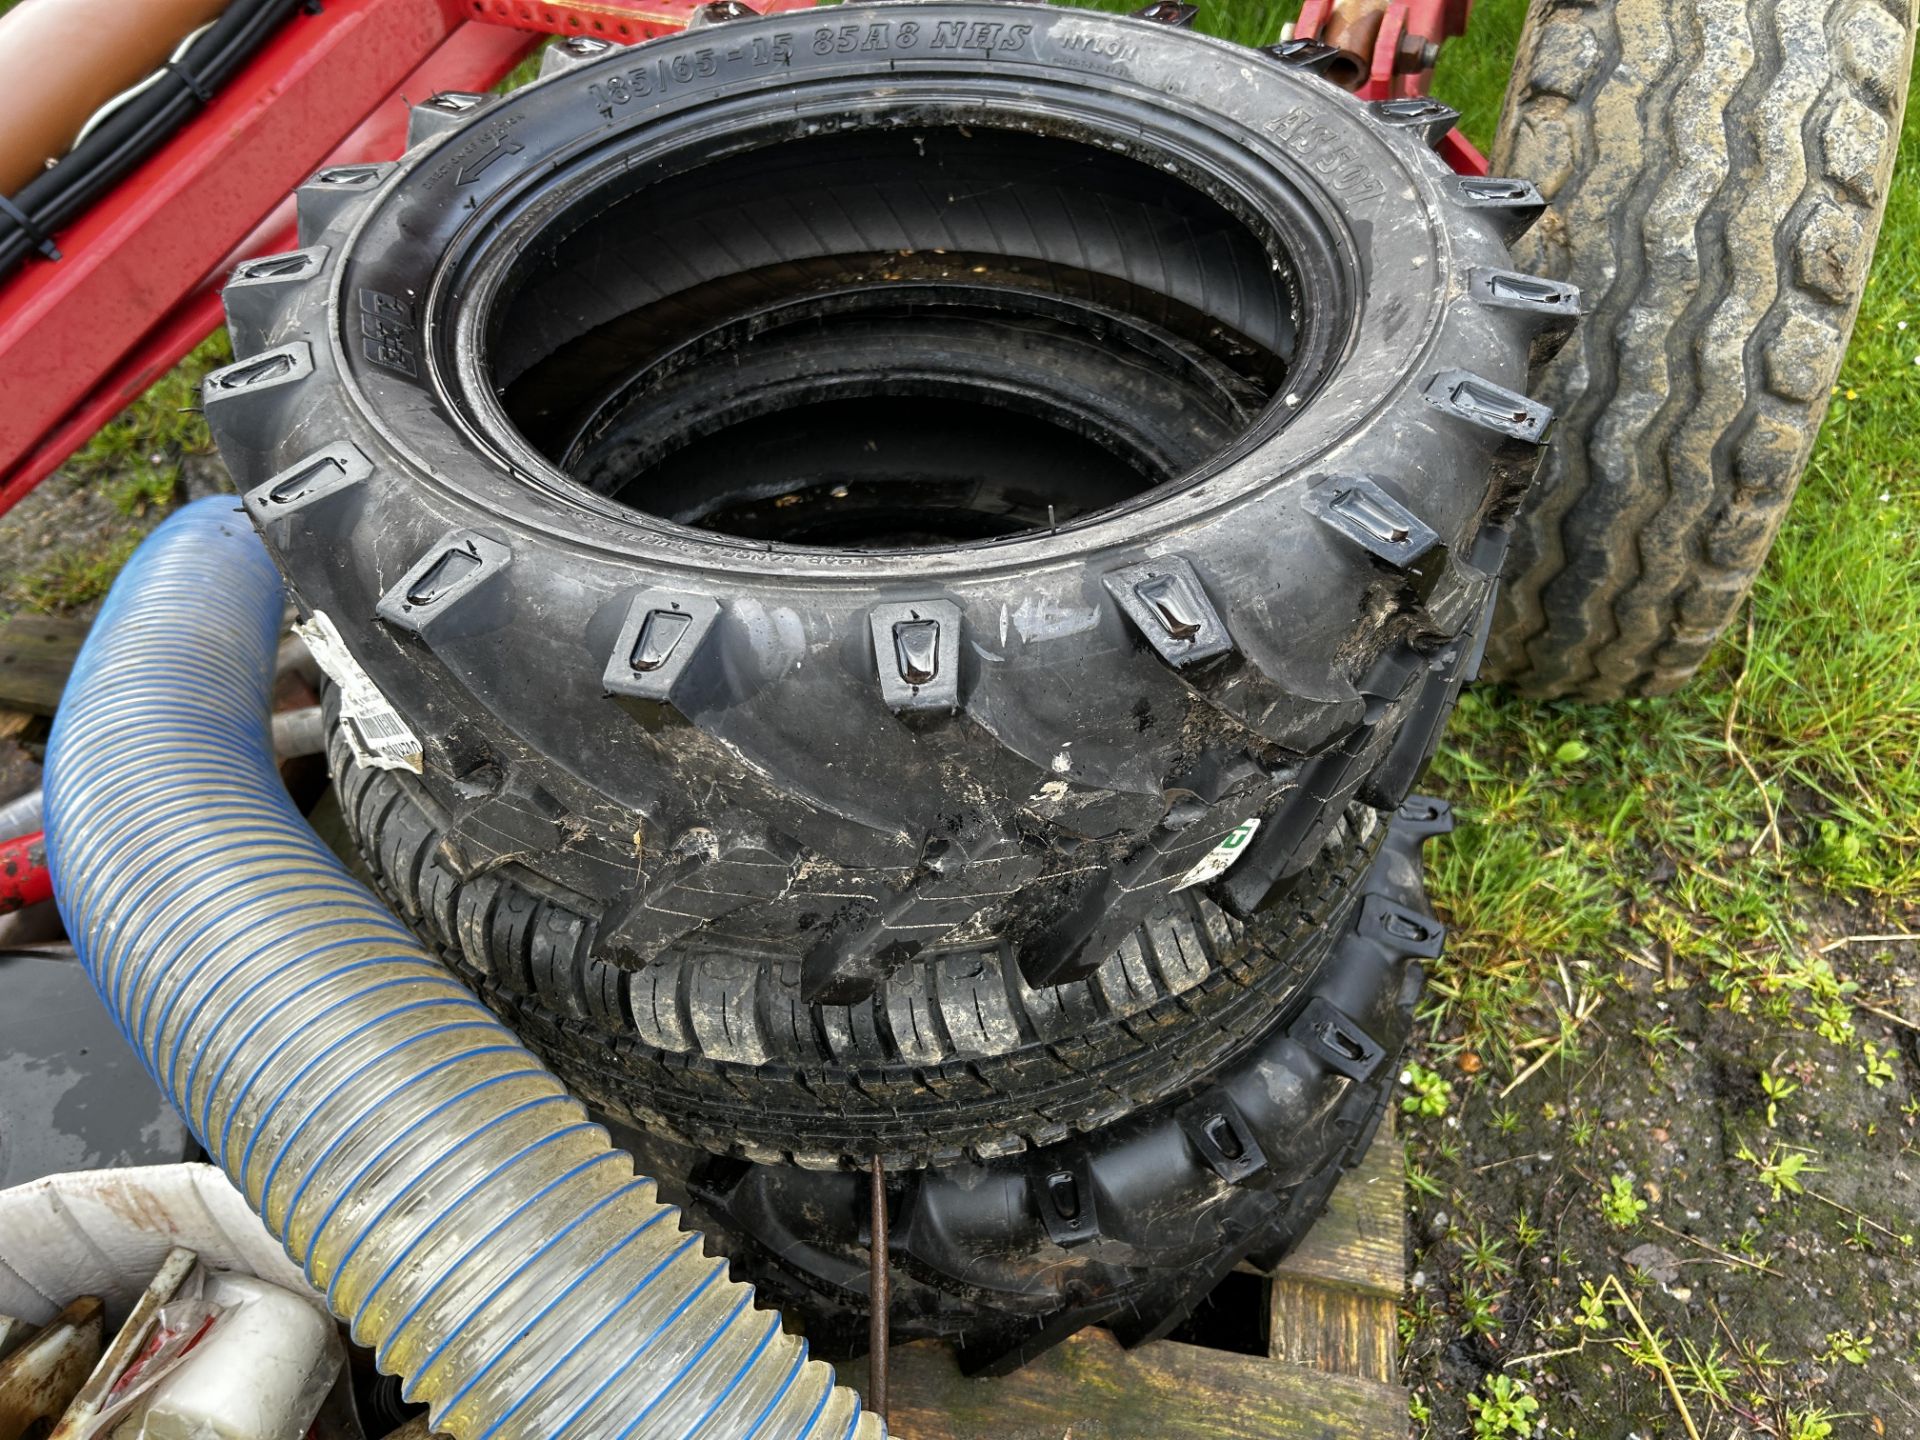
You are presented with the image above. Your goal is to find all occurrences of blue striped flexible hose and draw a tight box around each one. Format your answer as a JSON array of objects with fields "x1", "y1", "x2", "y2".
[{"x1": 43, "y1": 497, "x2": 880, "y2": 1440}]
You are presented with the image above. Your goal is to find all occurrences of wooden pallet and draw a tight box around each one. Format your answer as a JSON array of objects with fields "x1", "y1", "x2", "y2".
[{"x1": 848, "y1": 1127, "x2": 1405, "y2": 1439}]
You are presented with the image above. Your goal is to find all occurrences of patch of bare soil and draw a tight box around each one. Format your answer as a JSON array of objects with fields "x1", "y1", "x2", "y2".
[{"x1": 1402, "y1": 902, "x2": 1920, "y2": 1439}]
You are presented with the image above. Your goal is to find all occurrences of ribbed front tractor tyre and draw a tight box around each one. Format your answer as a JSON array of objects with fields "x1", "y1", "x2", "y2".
[
  {"x1": 207, "y1": 7, "x2": 1565, "y2": 1175},
  {"x1": 1484, "y1": 0, "x2": 1914, "y2": 698}
]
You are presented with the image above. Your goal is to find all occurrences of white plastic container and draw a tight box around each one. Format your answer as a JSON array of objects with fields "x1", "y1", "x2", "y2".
[
  {"x1": 107, "y1": 1274, "x2": 338, "y2": 1440},
  {"x1": 0, "y1": 1167, "x2": 341, "y2": 1440}
]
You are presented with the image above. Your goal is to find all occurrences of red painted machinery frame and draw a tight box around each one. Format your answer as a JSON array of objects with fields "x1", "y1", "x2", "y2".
[
  {"x1": 0, "y1": 0, "x2": 1483, "y2": 520},
  {"x1": 0, "y1": 0, "x2": 814, "y2": 515}
]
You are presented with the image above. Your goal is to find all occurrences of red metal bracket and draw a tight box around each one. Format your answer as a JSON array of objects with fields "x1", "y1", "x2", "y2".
[
  {"x1": 1294, "y1": 0, "x2": 1486, "y2": 173},
  {"x1": 1294, "y1": 0, "x2": 1472, "y2": 100},
  {"x1": 0, "y1": 0, "x2": 535, "y2": 512},
  {"x1": 1436, "y1": 126, "x2": 1489, "y2": 177}
]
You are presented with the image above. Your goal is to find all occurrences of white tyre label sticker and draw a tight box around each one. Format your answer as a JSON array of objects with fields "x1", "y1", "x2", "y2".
[
  {"x1": 294, "y1": 611, "x2": 424, "y2": 774},
  {"x1": 1176, "y1": 818, "x2": 1262, "y2": 890}
]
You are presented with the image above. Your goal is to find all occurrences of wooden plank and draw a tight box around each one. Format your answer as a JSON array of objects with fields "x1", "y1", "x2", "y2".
[
  {"x1": 0, "y1": 614, "x2": 89, "y2": 717},
  {"x1": 1268, "y1": 1121, "x2": 1402, "y2": 1298},
  {"x1": 860, "y1": 1123, "x2": 1408, "y2": 1436},
  {"x1": 1268, "y1": 1277, "x2": 1399, "y2": 1385},
  {"x1": 852, "y1": 1329, "x2": 1405, "y2": 1440},
  {"x1": 1265, "y1": 1121, "x2": 1404, "y2": 1385}
]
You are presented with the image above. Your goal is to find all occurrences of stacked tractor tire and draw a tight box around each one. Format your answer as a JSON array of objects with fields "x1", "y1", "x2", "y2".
[{"x1": 207, "y1": 2, "x2": 1574, "y2": 1370}]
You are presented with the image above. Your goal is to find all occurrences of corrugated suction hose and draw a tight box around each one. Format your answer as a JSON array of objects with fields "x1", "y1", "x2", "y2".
[{"x1": 43, "y1": 498, "x2": 881, "y2": 1440}]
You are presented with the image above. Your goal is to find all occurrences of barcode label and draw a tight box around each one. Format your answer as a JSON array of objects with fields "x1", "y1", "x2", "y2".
[
  {"x1": 349, "y1": 712, "x2": 425, "y2": 771},
  {"x1": 352, "y1": 710, "x2": 410, "y2": 740},
  {"x1": 294, "y1": 611, "x2": 424, "y2": 775},
  {"x1": 1175, "y1": 818, "x2": 1261, "y2": 891}
]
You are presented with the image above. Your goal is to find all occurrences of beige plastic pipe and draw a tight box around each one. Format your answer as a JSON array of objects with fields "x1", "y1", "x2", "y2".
[{"x1": 0, "y1": 0, "x2": 231, "y2": 197}]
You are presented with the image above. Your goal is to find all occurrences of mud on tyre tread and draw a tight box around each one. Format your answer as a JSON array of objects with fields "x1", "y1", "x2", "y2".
[
  {"x1": 323, "y1": 542, "x2": 1504, "y2": 1170},
  {"x1": 210, "y1": 4, "x2": 1562, "y2": 1168},
  {"x1": 329, "y1": 688, "x2": 1388, "y2": 1167},
  {"x1": 1485, "y1": 0, "x2": 1915, "y2": 698}
]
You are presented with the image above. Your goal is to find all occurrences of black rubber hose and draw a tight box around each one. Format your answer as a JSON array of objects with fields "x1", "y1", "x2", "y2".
[{"x1": 0, "y1": 0, "x2": 309, "y2": 282}]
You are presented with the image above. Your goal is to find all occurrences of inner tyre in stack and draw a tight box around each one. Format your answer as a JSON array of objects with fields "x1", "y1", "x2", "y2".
[{"x1": 208, "y1": 2, "x2": 1571, "y2": 1370}]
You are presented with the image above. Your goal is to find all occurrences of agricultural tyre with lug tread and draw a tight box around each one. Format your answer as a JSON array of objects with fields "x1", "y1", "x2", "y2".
[
  {"x1": 206, "y1": 2, "x2": 1561, "y2": 1361},
  {"x1": 1484, "y1": 0, "x2": 1915, "y2": 698},
  {"x1": 619, "y1": 798, "x2": 1458, "y2": 1375}
]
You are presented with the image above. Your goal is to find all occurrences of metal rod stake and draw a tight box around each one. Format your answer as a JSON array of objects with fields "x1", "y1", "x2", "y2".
[{"x1": 868, "y1": 1154, "x2": 890, "y2": 1425}]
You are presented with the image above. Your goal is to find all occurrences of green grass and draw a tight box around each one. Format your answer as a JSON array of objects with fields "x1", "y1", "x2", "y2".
[
  {"x1": 11, "y1": 534, "x2": 143, "y2": 611},
  {"x1": 1047, "y1": 1, "x2": 1920, "y2": 1057},
  {"x1": 1418, "y1": 16, "x2": 1920, "y2": 1077},
  {"x1": 0, "y1": 331, "x2": 229, "y2": 614},
  {"x1": 73, "y1": 332, "x2": 231, "y2": 514}
]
